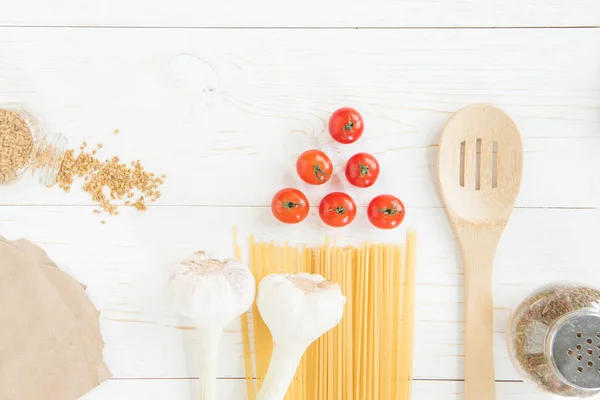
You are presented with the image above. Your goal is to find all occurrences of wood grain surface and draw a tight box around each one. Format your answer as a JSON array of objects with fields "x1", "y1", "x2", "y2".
[
  {"x1": 1, "y1": 4, "x2": 599, "y2": 399},
  {"x1": 1, "y1": 0, "x2": 599, "y2": 28}
]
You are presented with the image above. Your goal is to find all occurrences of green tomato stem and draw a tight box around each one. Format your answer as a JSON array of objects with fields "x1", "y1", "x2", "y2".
[
  {"x1": 313, "y1": 164, "x2": 330, "y2": 182},
  {"x1": 342, "y1": 117, "x2": 355, "y2": 139},
  {"x1": 332, "y1": 206, "x2": 346, "y2": 215},
  {"x1": 379, "y1": 203, "x2": 402, "y2": 216},
  {"x1": 358, "y1": 162, "x2": 370, "y2": 178},
  {"x1": 282, "y1": 200, "x2": 304, "y2": 210}
]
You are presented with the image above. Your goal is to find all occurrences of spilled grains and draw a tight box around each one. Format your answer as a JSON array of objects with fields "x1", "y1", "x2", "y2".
[{"x1": 54, "y1": 143, "x2": 165, "y2": 216}]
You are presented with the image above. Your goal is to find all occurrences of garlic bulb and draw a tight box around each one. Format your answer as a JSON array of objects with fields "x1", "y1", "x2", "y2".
[
  {"x1": 256, "y1": 273, "x2": 346, "y2": 400},
  {"x1": 170, "y1": 251, "x2": 255, "y2": 400}
]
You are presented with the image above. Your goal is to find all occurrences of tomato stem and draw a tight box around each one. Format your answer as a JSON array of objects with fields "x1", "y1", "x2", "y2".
[
  {"x1": 342, "y1": 117, "x2": 355, "y2": 139},
  {"x1": 379, "y1": 203, "x2": 402, "y2": 216},
  {"x1": 358, "y1": 162, "x2": 370, "y2": 178},
  {"x1": 313, "y1": 164, "x2": 330, "y2": 182},
  {"x1": 331, "y1": 206, "x2": 346, "y2": 215},
  {"x1": 282, "y1": 200, "x2": 304, "y2": 210}
]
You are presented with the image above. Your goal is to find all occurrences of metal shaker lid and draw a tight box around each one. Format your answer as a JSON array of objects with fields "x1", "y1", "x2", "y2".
[{"x1": 547, "y1": 309, "x2": 600, "y2": 391}]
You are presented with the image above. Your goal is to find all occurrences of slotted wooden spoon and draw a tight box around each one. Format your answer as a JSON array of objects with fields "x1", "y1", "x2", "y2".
[{"x1": 438, "y1": 104, "x2": 523, "y2": 400}]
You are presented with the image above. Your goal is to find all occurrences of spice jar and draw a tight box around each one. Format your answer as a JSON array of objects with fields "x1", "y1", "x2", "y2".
[
  {"x1": 508, "y1": 283, "x2": 600, "y2": 397},
  {"x1": 0, "y1": 106, "x2": 67, "y2": 186}
]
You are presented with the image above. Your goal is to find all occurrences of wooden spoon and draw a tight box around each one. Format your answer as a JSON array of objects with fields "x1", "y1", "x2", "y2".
[{"x1": 438, "y1": 104, "x2": 523, "y2": 400}]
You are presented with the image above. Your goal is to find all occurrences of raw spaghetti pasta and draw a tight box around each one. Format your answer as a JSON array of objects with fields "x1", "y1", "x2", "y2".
[{"x1": 237, "y1": 231, "x2": 417, "y2": 400}]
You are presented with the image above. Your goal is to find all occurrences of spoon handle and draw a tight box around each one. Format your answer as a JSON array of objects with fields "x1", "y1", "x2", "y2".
[{"x1": 459, "y1": 225, "x2": 499, "y2": 400}]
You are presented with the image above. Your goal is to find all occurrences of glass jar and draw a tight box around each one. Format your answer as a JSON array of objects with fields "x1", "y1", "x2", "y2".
[
  {"x1": 0, "y1": 106, "x2": 67, "y2": 186},
  {"x1": 508, "y1": 283, "x2": 600, "y2": 398}
]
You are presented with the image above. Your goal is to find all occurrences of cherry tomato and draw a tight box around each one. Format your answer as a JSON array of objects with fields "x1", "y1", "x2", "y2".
[
  {"x1": 296, "y1": 149, "x2": 333, "y2": 185},
  {"x1": 328, "y1": 107, "x2": 364, "y2": 144},
  {"x1": 345, "y1": 152, "x2": 380, "y2": 188},
  {"x1": 367, "y1": 195, "x2": 405, "y2": 229},
  {"x1": 318, "y1": 192, "x2": 356, "y2": 227},
  {"x1": 272, "y1": 188, "x2": 309, "y2": 224}
]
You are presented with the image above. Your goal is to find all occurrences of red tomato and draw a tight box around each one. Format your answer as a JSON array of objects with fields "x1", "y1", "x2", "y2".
[
  {"x1": 296, "y1": 149, "x2": 333, "y2": 185},
  {"x1": 318, "y1": 192, "x2": 356, "y2": 227},
  {"x1": 345, "y1": 152, "x2": 380, "y2": 188},
  {"x1": 367, "y1": 195, "x2": 405, "y2": 229},
  {"x1": 271, "y1": 188, "x2": 309, "y2": 224},
  {"x1": 328, "y1": 107, "x2": 364, "y2": 144}
]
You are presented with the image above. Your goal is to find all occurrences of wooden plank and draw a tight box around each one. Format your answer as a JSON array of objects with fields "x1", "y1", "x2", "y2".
[
  {"x1": 0, "y1": 28, "x2": 599, "y2": 208},
  {"x1": 81, "y1": 378, "x2": 552, "y2": 399},
  {"x1": 0, "y1": 205, "x2": 598, "y2": 381},
  {"x1": 1, "y1": 0, "x2": 599, "y2": 28},
  {"x1": 83, "y1": 378, "x2": 246, "y2": 399}
]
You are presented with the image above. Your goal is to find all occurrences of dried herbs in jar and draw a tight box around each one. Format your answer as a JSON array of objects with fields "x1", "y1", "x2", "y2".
[{"x1": 509, "y1": 283, "x2": 600, "y2": 397}]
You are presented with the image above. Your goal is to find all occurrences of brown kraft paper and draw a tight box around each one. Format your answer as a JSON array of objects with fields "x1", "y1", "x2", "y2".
[{"x1": 0, "y1": 237, "x2": 110, "y2": 400}]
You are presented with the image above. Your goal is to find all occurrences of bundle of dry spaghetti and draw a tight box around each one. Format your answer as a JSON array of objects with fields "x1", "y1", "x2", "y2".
[{"x1": 236, "y1": 230, "x2": 417, "y2": 400}]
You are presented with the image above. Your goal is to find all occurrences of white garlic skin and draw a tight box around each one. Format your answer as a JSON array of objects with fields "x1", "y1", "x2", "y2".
[
  {"x1": 170, "y1": 252, "x2": 255, "y2": 329},
  {"x1": 257, "y1": 272, "x2": 346, "y2": 347}
]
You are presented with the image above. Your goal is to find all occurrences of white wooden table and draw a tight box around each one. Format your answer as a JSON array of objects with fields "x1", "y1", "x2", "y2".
[{"x1": 1, "y1": 2, "x2": 599, "y2": 398}]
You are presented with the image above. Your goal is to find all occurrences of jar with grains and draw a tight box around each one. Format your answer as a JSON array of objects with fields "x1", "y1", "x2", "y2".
[
  {"x1": 509, "y1": 283, "x2": 600, "y2": 398},
  {"x1": 0, "y1": 106, "x2": 67, "y2": 186}
]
